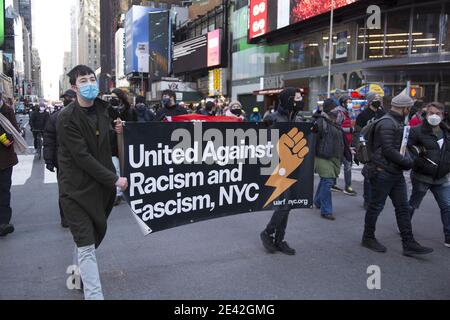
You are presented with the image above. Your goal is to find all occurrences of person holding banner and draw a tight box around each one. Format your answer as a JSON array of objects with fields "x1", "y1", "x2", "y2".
[
  {"x1": 57, "y1": 65, "x2": 129, "y2": 300},
  {"x1": 155, "y1": 90, "x2": 188, "y2": 121},
  {"x1": 260, "y1": 87, "x2": 305, "y2": 256},
  {"x1": 362, "y1": 92, "x2": 433, "y2": 257}
]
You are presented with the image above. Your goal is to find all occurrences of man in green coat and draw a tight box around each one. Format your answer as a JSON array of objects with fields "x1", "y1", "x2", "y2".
[{"x1": 57, "y1": 65, "x2": 128, "y2": 300}]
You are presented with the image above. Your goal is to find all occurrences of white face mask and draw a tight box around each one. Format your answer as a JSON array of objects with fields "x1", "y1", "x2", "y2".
[{"x1": 427, "y1": 114, "x2": 442, "y2": 127}]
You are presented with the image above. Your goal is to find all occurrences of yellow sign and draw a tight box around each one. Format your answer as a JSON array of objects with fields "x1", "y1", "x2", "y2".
[{"x1": 209, "y1": 69, "x2": 222, "y2": 96}]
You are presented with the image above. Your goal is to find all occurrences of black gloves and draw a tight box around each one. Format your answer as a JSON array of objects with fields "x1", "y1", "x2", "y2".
[{"x1": 46, "y1": 163, "x2": 55, "y2": 172}]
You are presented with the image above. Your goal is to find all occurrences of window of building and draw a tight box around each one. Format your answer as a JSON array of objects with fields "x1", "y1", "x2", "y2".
[
  {"x1": 443, "y1": 2, "x2": 450, "y2": 52},
  {"x1": 216, "y1": 13, "x2": 223, "y2": 30},
  {"x1": 411, "y1": 4, "x2": 442, "y2": 54},
  {"x1": 385, "y1": 9, "x2": 412, "y2": 57},
  {"x1": 357, "y1": 11, "x2": 387, "y2": 60}
]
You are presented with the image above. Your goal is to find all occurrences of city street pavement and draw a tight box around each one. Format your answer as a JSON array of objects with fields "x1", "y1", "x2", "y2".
[{"x1": 1, "y1": 125, "x2": 449, "y2": 300}]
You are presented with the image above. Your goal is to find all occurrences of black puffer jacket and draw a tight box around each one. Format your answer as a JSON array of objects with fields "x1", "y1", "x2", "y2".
[
  {"x1": 43, "y1": 110, "x2": 60, "y2": 167},
  {"x1": 30, "y1": 110, "x2": 50, "y2": 131},
  {"x1": 372, "y1": 111, "x2": 413, "y2": 174},
  {"x1": 408, "y1": 121, "x2": 450, "y2": 181}
]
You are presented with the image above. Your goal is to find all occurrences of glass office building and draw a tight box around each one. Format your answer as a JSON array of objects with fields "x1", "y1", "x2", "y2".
[{"x1": 231, "y1": 0, "x2": 450, "y2": 111}]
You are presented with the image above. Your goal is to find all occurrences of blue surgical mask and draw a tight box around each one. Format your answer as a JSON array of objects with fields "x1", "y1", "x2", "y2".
[
  {"x1": 79, "y1": 83, "x2": 99, "y2": 101},
  {"x1": 162, "y1": 97, "x2": 170, "y2": 107},
  {"x1": 347, "y1": 103, "x2": 353, "y2": 111}
]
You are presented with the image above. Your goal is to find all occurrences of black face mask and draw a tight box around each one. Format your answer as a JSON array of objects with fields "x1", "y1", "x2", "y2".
[
  {"x1": 231, "y1": 109, "x2": 242, "y2": 116},
  {"x1": 110, "y1": 98, "x2": 120, "y2": 107},
  {"x1": 372, "y1": 101, "x2": 381, "y2": 110}
]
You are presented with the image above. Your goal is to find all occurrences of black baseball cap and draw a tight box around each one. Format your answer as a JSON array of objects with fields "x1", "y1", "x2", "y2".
[{"x1": 61, "y1": 89, "x2": 77, "y2": 99}]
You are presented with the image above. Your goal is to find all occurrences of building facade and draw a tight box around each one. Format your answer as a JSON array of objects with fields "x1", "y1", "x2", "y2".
[
  {"x1": 31, "y1": 48, "x2": 42, "y2": 97},
  {"x1": 231, "y1": 0, "x2": 450, "y2": 111},
  {"x1": 18, "y1": 0, "x2": 32, "y2": 45},
  {"x1": 78, "y1": 0, "x2": 101, "y2": 71},
  {"x1": 71, "y1": 5, "x2": 79, "y2": 67}
]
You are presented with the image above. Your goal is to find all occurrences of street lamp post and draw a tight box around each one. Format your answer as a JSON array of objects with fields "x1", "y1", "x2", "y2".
[{"x1": 327, "y1": 0, "x2": 335, "y2": 99}]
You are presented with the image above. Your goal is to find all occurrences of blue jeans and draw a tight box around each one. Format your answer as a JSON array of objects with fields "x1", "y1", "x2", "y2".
[
  {"x1": 364, "y1": 177, "x2": 372, "y2": 205},
  {"x1": 343, "y1": 158, "x2": 352, "y2": 189},
  {"x1": 364, "y1": 170, "x2": 414, "y2": 242},
  {"x1": 314, "y1": 178, "x2": 335, "y2": 215},
  {"x1": 409, "y1": 178, "x2": 450, "y2": 237}
]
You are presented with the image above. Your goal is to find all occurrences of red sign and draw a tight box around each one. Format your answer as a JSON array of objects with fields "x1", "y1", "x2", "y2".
[
  {"x1": 165, "y1": 114, "x2": 243, "y2": 123},
  {"x1": 248, "y1": 0, "x2": 268, "y2": 40}
]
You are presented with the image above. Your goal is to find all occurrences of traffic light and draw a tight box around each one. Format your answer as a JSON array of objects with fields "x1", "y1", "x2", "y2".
[{"x1": 410, "y1": 86, "x2": 424, "y2": 99}]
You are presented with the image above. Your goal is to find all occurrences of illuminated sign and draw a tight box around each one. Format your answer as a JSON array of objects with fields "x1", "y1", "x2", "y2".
[
  {"x1": 173, "y1": 29, "x2": 222, "y2": 74},
  {"x1": 248, "y1": 0, "x2": 358, "y2": 40}
]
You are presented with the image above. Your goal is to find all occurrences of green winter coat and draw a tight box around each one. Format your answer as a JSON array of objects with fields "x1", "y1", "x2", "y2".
[
  {"x1": 315, "y1": 157, "x2": 341, "y2": 179},
  {"x1": 57, "y1": 99, "x2": 118, "y2": 248}
]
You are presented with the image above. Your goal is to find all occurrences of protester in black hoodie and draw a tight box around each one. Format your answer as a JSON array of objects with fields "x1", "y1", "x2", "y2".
[{"x1": 260, "y1": 87, "x2": 307, "y2": 256}]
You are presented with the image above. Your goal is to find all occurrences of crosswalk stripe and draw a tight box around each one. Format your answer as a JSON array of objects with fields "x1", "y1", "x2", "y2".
[{"x1": 12, "y1": 155, "x2": 34, "y2": 186}]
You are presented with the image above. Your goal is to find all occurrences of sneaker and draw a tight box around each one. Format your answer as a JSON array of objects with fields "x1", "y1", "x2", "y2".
[
  {"x1": 0, "y1": 224, "x2": 15, "y2": 237},
  {"x1": 362, "y1": 237, "x2": 387, "y2": 253},
  {"x1": 275, "y1": 241, "x2": 296, "y2": 256},
  {"x1": 321, "y1": 214, "x2": 336, "y2": 221},
  {"x1": 403, "y1": 240, "x2": 434, "y2": 256},
  {"x1": 343, "y1": 187, "x2": 357, "y2": 196},
  {"x1": 331, "y1": 185, "x2": 343, "y2": 193},
  {"x1": 260, "y1": 231, "x2": 277, "y2": 253},
  {"x1": 445, "y1": 237, "x2": 450, "y2": 248}
]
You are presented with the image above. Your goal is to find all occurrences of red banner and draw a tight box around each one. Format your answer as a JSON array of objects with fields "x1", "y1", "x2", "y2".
[{"x1": 165, "y1": 114, "x2": 243, "y2": 123}]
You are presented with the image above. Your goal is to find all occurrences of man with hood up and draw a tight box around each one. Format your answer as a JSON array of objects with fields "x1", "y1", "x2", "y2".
[{"x1": 260, "y1": 87, "x2": 304, "y2": 256}]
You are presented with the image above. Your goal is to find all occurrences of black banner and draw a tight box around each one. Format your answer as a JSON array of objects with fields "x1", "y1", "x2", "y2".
[{"x1": 123, "y1": 122, "x2": 315, "y2": 235}]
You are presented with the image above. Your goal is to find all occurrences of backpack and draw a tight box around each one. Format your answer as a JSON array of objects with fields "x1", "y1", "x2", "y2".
[{"x1": 356, "y1": 115, "x2": 396, "y2": 164}]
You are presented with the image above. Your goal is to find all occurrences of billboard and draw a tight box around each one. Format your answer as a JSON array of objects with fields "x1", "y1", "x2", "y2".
[
  {"x1": 173, "y1": 29, "x2": 222, "y2": 74},
  {"x1": 125, "y1": 5, "x2": 161, "y2": 75},
  {"x1": 148, "y1": 10, "x2": 170, "y2": 81},
  {"x1": 248, "y1": 0, "x2": 358, "y2": 40}
]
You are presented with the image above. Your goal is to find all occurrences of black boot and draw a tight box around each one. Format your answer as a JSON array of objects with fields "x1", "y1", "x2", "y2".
[
  {"x1": 362, "y1": 237, "x2": 387, "y2": 253},
  {"x1": 275, "y1": 241, "x2": 296, "y2": 256},
  {"x1": 403, "y1": 240, "x2": 433, "y2": 256},
  {"x1": 61, "y1": 218, "x2": 69, "y2": 229},
  {"x1": 0, "y1": 224, "x2": 15, "y2": 237},
  {"x1": 260, "y1": 231, "x2": 277, "y2": 253}
]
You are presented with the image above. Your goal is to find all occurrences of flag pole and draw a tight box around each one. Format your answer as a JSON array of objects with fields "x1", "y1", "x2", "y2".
[{"x1": 327, "y1": 0, "x2": 335, "y2": 99}]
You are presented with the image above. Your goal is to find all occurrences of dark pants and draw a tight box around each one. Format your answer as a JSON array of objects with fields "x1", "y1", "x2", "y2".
[
  {"x1": 32, "y1": 131, "x2": 40, "y2": 150},
  {"x1": 409, "y1": 178, "x2": 450, "y2": 237},
  {"x1": 265, "y1": 209, "x2": 290, "y2": 243},
  {"x1": 56, "y1": 169, "x2": 65, "y2": 222},
  {"x1": 0, "y1": 167, "x2": 13, "y2": 225},
  {"x1": 363, "y1": 170, "x2": 414, "y2": 242},
  {"x1": 363, "y1": 177, "x2": 372, "y2": 205},
  {"x1": 362, "y1": 165, "x2": 372, "y2": 205}
]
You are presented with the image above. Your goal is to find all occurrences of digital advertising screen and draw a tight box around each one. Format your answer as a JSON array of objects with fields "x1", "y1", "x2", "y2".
[{"x1": 248, "y1": 0, "x2": 358, "y2": 40}]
